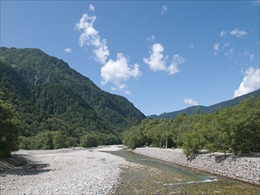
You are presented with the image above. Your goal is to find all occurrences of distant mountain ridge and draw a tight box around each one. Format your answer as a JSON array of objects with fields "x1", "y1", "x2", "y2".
[
  {"x1": 0, "y1": 47, "x2": 146, "y2": 145},
  {"x1": 148, "y1": 89, "x2": 260, "y2": 119}
]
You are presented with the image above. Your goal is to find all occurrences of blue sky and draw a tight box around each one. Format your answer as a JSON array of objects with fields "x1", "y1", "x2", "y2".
[{"x1": 1, "y1": 1, "x2": 259, "y2": 116}]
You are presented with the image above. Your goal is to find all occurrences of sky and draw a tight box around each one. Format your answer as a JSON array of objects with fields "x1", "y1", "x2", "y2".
[{"x1": 1, "y1": 1, "x2": 259, "y2": 116}]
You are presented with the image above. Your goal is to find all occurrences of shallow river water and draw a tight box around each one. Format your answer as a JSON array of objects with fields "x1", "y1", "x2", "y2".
[{"x1": 108, "y1": 149, "x2": 260, "y2": 195}]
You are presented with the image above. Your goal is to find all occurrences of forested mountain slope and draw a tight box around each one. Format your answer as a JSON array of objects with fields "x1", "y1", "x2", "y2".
[
  {"x1": 0, "y1": 47, "x2": 146, "y2": 148},
  {"x1": 149, "y1": 89, "x2": 260, "y2": 119},
  {"x1": 0, "y1": 47, "x2": 145, "y2": 129}
]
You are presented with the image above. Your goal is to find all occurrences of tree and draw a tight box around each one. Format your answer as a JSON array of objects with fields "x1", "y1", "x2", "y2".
[
  {"x1": 80, "y1": 133, "x2": 98, "y2": 147},
  {"x1": 0, "y1": 98, "x2": 21, "y2": 158},
  {"x1": 122, "y1": 125, "x2": 146, "y2": 149},
  {"x1": 52, "y1": 131, "x2": 68, "y2": 149},
  {"x1": 31, "y1": 131, "x2": 53, "y2": 150},
  {"x1": 18, "y1": 136, "x2": 31, "y2": 150}
]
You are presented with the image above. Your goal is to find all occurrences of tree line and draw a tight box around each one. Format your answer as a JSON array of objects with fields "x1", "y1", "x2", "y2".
[
  {"x1": 123, "y1": 96, "x2": 260, "y2": 156},
  {"x1": 1, "y1": 92, "x2": 259, "y2": 158},
  {"x1": 0, "y1": 92, "x2": 120, "y2": 158}
]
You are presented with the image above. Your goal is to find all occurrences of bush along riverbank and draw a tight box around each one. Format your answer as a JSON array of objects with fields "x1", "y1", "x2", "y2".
[{"x1": 134, "y1": 147, "x2": 260, "y2": 186}]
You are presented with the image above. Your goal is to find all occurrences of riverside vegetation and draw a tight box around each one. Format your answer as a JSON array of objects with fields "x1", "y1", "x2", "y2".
[{"x1": 123, "y1": 95, "x2": 260, "y2": 156}]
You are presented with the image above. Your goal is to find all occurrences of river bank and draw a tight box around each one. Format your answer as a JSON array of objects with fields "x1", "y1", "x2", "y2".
[
  {"x1": 0, "y1": 146, "x2": 137, "y2": 195},
  {"x1": 134, "y1": 147, "x2": 260, "y2": 186}
]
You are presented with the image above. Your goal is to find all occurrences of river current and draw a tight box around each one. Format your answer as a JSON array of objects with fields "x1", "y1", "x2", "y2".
[{"x1": 108, "y1": 148, "x2": 260, "y2": 195}]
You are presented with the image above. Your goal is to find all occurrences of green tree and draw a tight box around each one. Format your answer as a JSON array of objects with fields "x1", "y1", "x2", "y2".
[
  {"x1": 80, "y1": 133, "x2": 98, "y2": 147},
  {"x1": 31, "y1": 131, "x2": 53, "y2": 150},
  {"x1": 0, "y1": 98, "x2": 21, "y2": 158},
  {"x1": 52, "y1": 131, "x2": 68, "y2": 149},
  {"x1": 18, "y1": 136, "x2": 31, "y2": 150},
  {"x1": 122, "y1": 125, "x2": 146, "y2": 149},
  {"x1": 66, "y1": 136, "x2": 79, "y2": 147}
]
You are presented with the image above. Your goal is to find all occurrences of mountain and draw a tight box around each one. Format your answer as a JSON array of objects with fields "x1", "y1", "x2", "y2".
[
  {"x1": 148, "y1": 89, "x2": 260, "y2": 119},
  {"x1": 0, "y1": 47, "x2": 146, "y2": 146}
]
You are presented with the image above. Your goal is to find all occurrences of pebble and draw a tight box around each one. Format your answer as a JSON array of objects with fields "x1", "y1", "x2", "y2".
[{"x1": 0, "y1": 148, "x2": 132, "y2": 195}]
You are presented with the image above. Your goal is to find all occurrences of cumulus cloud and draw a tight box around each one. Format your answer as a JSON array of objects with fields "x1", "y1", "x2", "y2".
[
  {"x1": 220, "y1": 31, "x2": 226, "y2": 37},
  {"x1": 234, "y1": 67, "x2": 260, "y2": 97},
  {"x1": 76, "y1": 9, "x2": 142, "y2": 94},
  {"x1": 101, "y1": 53, "x2": 142, "y2": 90},
  {"x1": 75, "y1": 13, "x2": 109, "y2": 64},
  {"x1": 143, "y1": 43, "x2": 185, "y2": 74},
  {"x1": 89, "y1": 4, "x2": 94, "y2": 11},
  {"x1": 184, "y1": 98, "x2": 198, "y2": 106},
  {"x1": 143, "y1": 43, "x2": 167, "y2": 72},
  {"x1": 64, "y1": 48, "x2": 72, "y2": 53},
  {"x1": 160, "y1": 5, "x2": 168, "y2": 15},
  {"x1": 93, "y1": 39, "x2": 110, "y2": 64},
  {"x1": 230, "y1": 28, "x2": 248, "y2": 38}
]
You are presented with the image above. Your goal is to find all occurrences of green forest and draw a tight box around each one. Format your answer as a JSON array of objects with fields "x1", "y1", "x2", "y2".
[
  {"x1": 0, "y1": 47, "x2": 146, "y2": 157},
  {"x1": 123, "y1": 96, "x2": 260, "y2": 156}
]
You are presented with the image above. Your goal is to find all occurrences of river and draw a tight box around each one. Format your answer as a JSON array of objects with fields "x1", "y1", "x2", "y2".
[{"x1": 108, "y1": 148, "x2": 260, "y2": 195}]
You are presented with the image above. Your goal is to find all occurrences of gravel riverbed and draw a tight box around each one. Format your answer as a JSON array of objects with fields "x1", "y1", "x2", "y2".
[
  {"x1": 0, "y1": 146, "x2": 134, "y2": 195},
  {"x1": 2, "y1": 146, "x2": 259, "y2": 195}
]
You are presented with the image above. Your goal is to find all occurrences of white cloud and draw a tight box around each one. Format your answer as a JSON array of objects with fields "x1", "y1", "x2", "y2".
[
  {"x1": 143, "y1": 43, "x2": 167, "y2": 72},
  {"x1": 244, "y1": 50, "x2": 255, "y2": 61},
  {"x1": 147, "y1": 35, "x2": 155, "y2": 42},
  {"x1": 188, "y1": 44, "x2": 194, "y2": 49},
  {"x1": 125, "y1": 90, "x2": 132, "y2": 95},
  {"x1": 213, "y1": 43, "x2": 220, "y2": 51},
  {"x1": 76, "y1": 10, "x2": 141, "y2": 94},
  {"x1": 251, "y1": 0, "x2": 260, "y2": 6},
  {"x1": 223, "y1": 42, "x2": 229, "y2": 47},
  {"x1": 160, "y1": 5, "x2": 168, "y2": 15},
  {"x1": 64, "y1": 48, "x2": 72, "y2": 53},
  {"x1": 119, "y1": 83, "x2": 127, "y2": 90},
  {"x1": 143, "y1": 43, "x2": 185, "y2": 75},
  {"x1": 230, "y1": 28, "x2": 248, "y2": 38},
  {"x1": 168, "y1": 54, "x2": 185, "y2": 75},
  {"x1": 234, "y1": 67, "x2": 260, "y2": 97},
  {"x1": 213, "y1": 43, "x2": 220, "y2": 55},
  {"x1": 250, "y1": 54, "x2": 255, "y2": 61},
  {"x1": 76, "y1": 14, "x2": 97, "y2": 46},
  {"x1": 76, "y1": 13, "x2": 109, "y2": 64},
  {"x1": 220, "y1": 31, "x2": 226, "y2": 37},
  {"x1": 93, "y1": 39, "x2": 110, "y2": 64},
  {"x1": 225, "y1": 47, "x2": 234, "y2": 59},
  {"x1": 184, "y1": 98, "x2": 199, "y2": 106},
  {"x1": 101, "y1": 53, "x2": 142, "y2": 90},
  {"x1": 89, "y1": 4, "x2": 95, "y2": 11}
]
